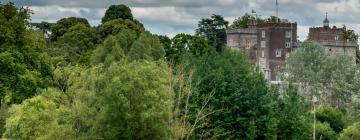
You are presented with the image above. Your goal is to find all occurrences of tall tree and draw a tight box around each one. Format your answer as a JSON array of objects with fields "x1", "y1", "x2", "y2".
[
  {"x1": 342, "y1": 25, "x2": 359, "y2": 42},
  {"x1": 0, "y1": 2, "x2": 30, "y2": 45},
  {"x1": 183, "y1": 49, "x2": 277, "y2": 139},
  {"x1": 276, "y1": 86, "x2": 312, "y2": 140},
  {"x1": 49, "y1": 23, "x2": 99, "y2": 65},
  {"x1": 195, "y1": 14, "x2": 228, "y2": 52},
  {"x1": 169, "y1": 33, "x2": 214, "y2": 63},
  {"x1": 0, "y1": 3, "x2": 52, "y2": 105},
  {"x1": 97, "y1": 19, "x2": 144, "y2": 39},
  {"x1": 284, "y1": 41, "x2": 358, "y2": 109},
  {"x1": 102, "y1": 4, "x2": 133, "y2": 23},
  {"x1": 50, "y1": 17, "x2": 90, "y2": 41}
]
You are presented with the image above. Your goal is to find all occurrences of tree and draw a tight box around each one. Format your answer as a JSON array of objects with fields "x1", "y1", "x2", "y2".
[
  {"x1": 102, "y1": 4, "x2": 133, "y2": 23},
  {"x1": 168, "y1": 33, "x2": 214, "y2": 63},
  {"x1": 342, "y1": 25, "x2": 358, "y2": 42},
  {"x1": 339, "y1": 122, "x2": 360, "y2": 140},
  {"x1": 49, "y1": 23, "x2": 99, "y2": 65},
  {"x1": 155, "y1": 34, "x2": 171, "y2": 57},
  {"x1": 276, "y1": 86, "x2": 312, "y2": 140},
  {"x1": 315, "y1": 106, "x2": 344, "y2": 133},
  {"x1": 182, "y1": 49, "x2": 277, "y2": 139},
  {"x1": 0, "y1": 2, "x2": 30, "y2": 46},
  {"x1": 4, "y1": 61, "x2": 175, "y2": 139},
  {"x1": 128, "y1": 31, "x2": 165, "y2": 61},
  {"x1": 195, "y1": 14, "x2": 228, "y2": 52},
  {"x1": 230, "y1": 13, "x2": 263, "y2": 29},
  {"x1": 3, "y1": 88, "x2": 76, "y2": 139},
  {"x1": 3, "y1": 30, "x2": 53, "y2": 104},
  {"x1": 315, "y1": 121, "x2": 337, "y2": 140},
  {"x1": 91, "y1": 34, "x2": 126, "y2": 65},
  {"x1": 230, "y1": 12, "x2": 288, "y2": 29},
  {"x1": 97, "y1": 19, "x2": 144, "y2": 39},
  {"x1": 284, "y1": 41, "x2": 357, "y2": 109},
  {"x1": 50, "y1": 17, "x2": 90, "y2": 41}
]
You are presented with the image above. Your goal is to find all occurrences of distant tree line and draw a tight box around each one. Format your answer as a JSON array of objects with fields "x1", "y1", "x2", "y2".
[{"x1": 0, "y1": 2, "x2": 360, "y2": 140}]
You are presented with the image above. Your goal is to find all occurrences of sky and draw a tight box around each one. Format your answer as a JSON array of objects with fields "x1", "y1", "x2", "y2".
[{"x1": 4, "y1": 0, "x2": 360, "y2": 41}]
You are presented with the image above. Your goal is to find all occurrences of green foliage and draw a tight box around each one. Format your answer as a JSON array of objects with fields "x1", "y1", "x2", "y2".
[
  {"x1": 0, "y1": 30, "x2": 53, "y2": 105},
  {"x1": 31, "y1": 21, "x2": 54, "y2": 30},
  {"x1": 0, "y1": 105, "x2": 9, "y2": 137},
  {"x1": 230, "y1": 13, "x2": 263, "y2": 29},
  {"x1": 339, "y1": 122, "x2": 360, "y2": 140},
  {"x1": 49, "y1": 23, "x2": 99, "y2": 65},
  {"x1": 128, "y1": 31, "x2": 165, "y2": 61},
  {"x1": 102, "y1": 4, "x2": 133, "y2": 23},
  {"x1": 50, "y1": 17, "x2": 90, "y2": 41},
  {"x1": 0, "y1": 2, "x2": 30, "y2": 46},
  {"x1": 97, "y1": 19, "x2": 145, "y2": 39},
  {"x1": 4, "y1": 61, "x2": 174, "y2": 139},
  {"x1": 344, "y1": 97, "x2": 360, "y2": 126},
  {"x1": 316, "y1": 121, "x2": 337, "y2": 140},
  {"x1": 91, "y1": 35, "x2": 126, "y2": 65},
  {"x1": 276, "y1": 86, "x2": 312, "y2": 140},
  {"x1": 169, "y1": 33, "x2": 214, "y2": 63},
  {"x1": 284, "y1": 41, "x2": 357, "y2": 109},
  {"x1": 342, "y1": 25, "x2": 358, "y2": 42},
  {"x1": 195, "y1": 14, "x2": 228, "y2": 52},
  {"x1": 92, "y1": 30, "x2": 164, "y2": 65},
  {"x1": 183, "y1": 49, "x2": 277, "y2": 139},
  {"x1": 315, "y1": 106, "x2": 344, "y2": 133},
  {"x1": 155, "y1": 34, "x2": 171, "y2": 57},
  {"x1": 230, "y1": 12, "x2": 288, "y2": 29},
  {"x1": 4, "y1": 88, "x2": 76, "y2": 139}
]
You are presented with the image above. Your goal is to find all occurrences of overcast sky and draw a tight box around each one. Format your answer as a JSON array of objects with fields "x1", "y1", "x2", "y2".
[{"x1": 4, "y1": 0, "x2": 360, "y2": 41}]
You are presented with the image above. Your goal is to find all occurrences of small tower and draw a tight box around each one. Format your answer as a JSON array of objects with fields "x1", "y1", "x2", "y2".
[{"x1": 323, "y1": 12, "x2": 329, "y2": 28}]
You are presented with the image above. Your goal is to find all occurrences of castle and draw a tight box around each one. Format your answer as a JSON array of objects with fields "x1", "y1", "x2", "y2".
[
  {"x1": 226, "y1": 14, "x2": 358, "y2": 82},
  {"x1": 309, "y1": 14, "x2": 358, "y2": 59}
]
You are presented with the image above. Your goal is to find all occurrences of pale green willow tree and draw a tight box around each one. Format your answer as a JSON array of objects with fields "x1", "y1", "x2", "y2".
[
  {"x1": 4, "y1": 61, "x2": 174, "y2": 139},
  {"x1": 283, "y1": 41, "x2": 359, "y2": 109}
]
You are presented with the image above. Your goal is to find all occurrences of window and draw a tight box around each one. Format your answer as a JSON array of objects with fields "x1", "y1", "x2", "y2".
[
  {"x1": 246, "y1": 41, "x2": 251, "y2": 49},
  {"x1": 262, "y1": 30, "x2": 266, "y2": 38},
  {"x1": 285, "y1": 31, "x2": 291, "y2": 38},
  {"x1": 259, "y1": 58, "x2": 266, "y2": 69},
  {"x1": 261, "y1": 50, "x2": 265, "y2": 58},
  {"x1": 261, "y1": 41, "x2": 266, "y2": 48},
  {"x1": 276, "y1": 49, "x2": 282, "y2": 57},
  {"x1": 285, "y1": 42, "x2": 291, "y2": 48},
  {"x1": 335, "y1": 35, "x2": 339, "y2": 41}
]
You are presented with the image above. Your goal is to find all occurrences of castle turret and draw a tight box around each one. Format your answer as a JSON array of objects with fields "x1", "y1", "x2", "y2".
[{"x1": 323, "y1": 13, "x2": 329, "y2": 28}]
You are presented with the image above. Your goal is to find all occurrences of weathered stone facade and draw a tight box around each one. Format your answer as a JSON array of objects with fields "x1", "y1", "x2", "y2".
[{"x1": 226, "y1": 22, "x2": 298, "y2": 81}]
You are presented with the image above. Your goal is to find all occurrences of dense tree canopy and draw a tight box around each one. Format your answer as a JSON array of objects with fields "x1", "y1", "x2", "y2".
[
  {"x1": 102, "y1": 4, "x2": 133, "y2": 23},
  {"x1": 97, "y1": 19, "x2": 145, "y2": 39},
  {"x1": 183, "y1": 50, "x2": 277, "y2": 139},
  {"x1": 284, "y1": 41, "x2": 358, "y2": 109},
  {"x1": 50, "y1": 17, "x2": 90, "y2": 41},
  {"x1": 0, "y1": 2, "x2": 30, "y2": 45},
  {"x1": 0, "y1": 3, "x2": 53, "y2": 105},
  {"x1": 168, "y1": 33, "x2": 214, "y2": 63},
  {"x1": 49, "y1": 23, "x2": 99, "y2": 65},
  {"x1": 4, "y1": 61, "x2": 174, "y2": 139},
  {"x1": 196, "y1": 14, "x2": 228, "y2": 52},
  {"x1": 1, "y1": 3, "x2": 359, "y2": 140}
]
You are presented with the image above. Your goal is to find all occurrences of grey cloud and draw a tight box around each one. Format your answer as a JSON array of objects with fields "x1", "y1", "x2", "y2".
[{"x1": 4, "y1": 0, "x2": 360, "y2": 39}]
